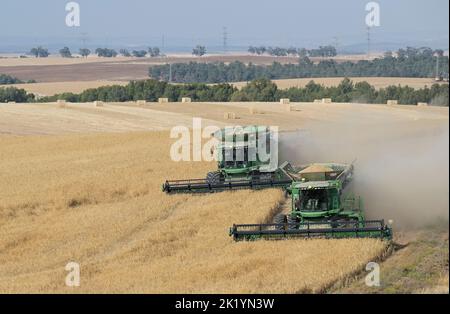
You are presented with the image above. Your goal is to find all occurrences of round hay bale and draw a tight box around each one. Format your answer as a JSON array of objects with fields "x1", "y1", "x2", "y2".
[
  {"x1": 57, "y1": 99, "x2": 67, "y2": 108},
  {"x1": 387, "y1": 100, "x2": 398, "y2": 106}
]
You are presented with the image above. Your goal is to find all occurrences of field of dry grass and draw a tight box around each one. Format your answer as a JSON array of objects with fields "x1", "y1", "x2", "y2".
[
  {"x1": 2, "y1": 101, "x2": 447, "y2": 136},
  {"x1": 0, "y1": 102, "x2": 231, "y2": 135},
  {"x1": 0, "y1": 101, "x2": 447, "y2": 293},
  {"x1": 0, "y1": 53, "x2": 376, "y2": 68},
  {"x1": 0, "y1": 132, "x2": 388, "y2": 293},
  {"x1": 0, "y1": 53, "x2": 380, "y2": 83},
  {"x1": 232, "y1": 77, "x2": 449, "y2": 90}
]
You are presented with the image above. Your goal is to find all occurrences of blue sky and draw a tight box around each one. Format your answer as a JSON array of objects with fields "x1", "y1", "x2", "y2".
[{"x1": 0, "y1": 0, "x2": 448, "y2": 51}]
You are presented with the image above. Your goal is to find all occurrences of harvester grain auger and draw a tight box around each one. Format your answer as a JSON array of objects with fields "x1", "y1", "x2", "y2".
[
  {"x1": 229, "y1": 162, "x2": 392, "y2": 241},
  {"x1": 162, "y1": 126, "x2": 293, "y2": 194}
]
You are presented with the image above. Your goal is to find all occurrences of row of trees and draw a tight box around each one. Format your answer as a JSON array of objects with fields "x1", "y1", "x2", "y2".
[
  {"x1": 29, "y1": 46, "x2": 163, "y2": 58},
  {"x1": 0, "y1": 87, "x2": 35, "y2": 102},
  {"x1": 248, "y1": 45, "x2": 337, "y2": 57},
  {"x1": 60, "y1": 47, "x2": 163, "y2": 58},
  {"x1": 0, "y1": 74, "x2": 23, "y2": 84},
  {"x1": 95, "y1": 48, "x2": 118, "y2": 58},
  {"x1": 29, "y1": 47, "x2": 50, "y2": 58},
  {"x1": 31, "y1": 45, "x2": 208, "y2": 58},
  {"x1": 2, "y1": 78, "x2": 447, "y2": 106},
  {"x1": 0, "y1": 74, "x2": 35, "y2": 84},
  {"x1": 150, "y1": 49, "x2": 449, "y2": 83},
  {"x1": 114, "y1": 47, "x2": 163, "y2": 58},
  {"x1": 192, "y1": 45, "x2": 207, "y2": 57},
  {"x1": 232, "y1": 78, "x2": 448, "y2": 106},
  {"x1": 20, "y1": 78, "x2": 445, "y2": 106},
  {"x1": 37, "y1": 80, "x2": 235, "y2": 103}
]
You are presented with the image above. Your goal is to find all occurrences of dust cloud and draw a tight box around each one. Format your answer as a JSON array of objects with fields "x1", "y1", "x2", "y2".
[{"x1": 279, "y1": 116, "x2": 449, "y2": 230}]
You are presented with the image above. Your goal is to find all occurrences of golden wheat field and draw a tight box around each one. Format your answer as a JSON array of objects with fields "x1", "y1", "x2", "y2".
[
  {"x1": 0, "y1": 131, "x2": 388, "y2": 293},
  {"x1": 232, "y1": 77, "x2": 449, "y2": 90}
]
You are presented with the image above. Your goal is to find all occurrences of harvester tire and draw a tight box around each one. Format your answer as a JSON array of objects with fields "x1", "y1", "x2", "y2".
[
  {"x1": 287, "y1": 215, "x2": 298, "y2": 230},
  {"x1": 206, "y1": 171, "x2": 221, "y2": 185},
  {"x1": 273, "y1": 213, "x2": 286, "y2": 230}
]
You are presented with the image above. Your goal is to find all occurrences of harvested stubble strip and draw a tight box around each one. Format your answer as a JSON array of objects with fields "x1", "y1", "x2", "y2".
[{"x1": 249, "y1": 107, "x2": 265, "y2": 114}]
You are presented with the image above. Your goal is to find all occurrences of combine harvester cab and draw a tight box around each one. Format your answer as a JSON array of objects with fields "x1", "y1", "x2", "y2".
[
  {"x1": 230, "y1": 162, "x2": 392, "y2": 241},
  {"x1": 162, "y1": 126, "x2": 292, "y2": 193}
]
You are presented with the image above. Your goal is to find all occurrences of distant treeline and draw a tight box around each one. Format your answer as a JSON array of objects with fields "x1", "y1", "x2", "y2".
[
  {"x1": 36, "y1": 80, "x2": 236, "y2": 103},
  {"x1": 0, "y1": 74, "x2": 36, "y2": 85},
  {"x1": 248, "y1": 45, "x2": 337, "y2": 57},
  {"x1": 0, "y1": 78, "x2": 438, "y2": 106},
  {"x1": 0, "y1": 86, "x2": 35, "y2": 102},
  {"x1": 149, "y1": 47, "x2": 449, "y2": 83}
]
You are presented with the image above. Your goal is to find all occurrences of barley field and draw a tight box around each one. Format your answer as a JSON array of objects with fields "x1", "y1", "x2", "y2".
[
  {"x1": 0, "y1": 131, "x2": 387, "y2": 293},
  {"x1": 232, "y1": 77, "x2": 449, "y2": 90}
]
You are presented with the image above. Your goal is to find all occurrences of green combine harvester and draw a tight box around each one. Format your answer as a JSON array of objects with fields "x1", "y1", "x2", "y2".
[
  {"x1": 229, "y1": 162, "x2": 392, "y2": 240},
  {"x1": 162, "y1": 125, "x2": 392, "y2": 240},
  {"x1": 162, "y1": 126, "x2": 292, "y2": 193}
]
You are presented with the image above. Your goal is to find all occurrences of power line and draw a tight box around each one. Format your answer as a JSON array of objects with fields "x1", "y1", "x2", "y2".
[
  {"x1": 223, "y1": 27, "x2": 228, "y2": 54},
  {"x1": 162, "y1": 35, "x2": 165, "y2": 54},
  {"x1": 333, "y1": 36, "x2": 339, "y2": 52},
  {"x1": 80, "y1": 32, "x2": 88, "y2": 49}
]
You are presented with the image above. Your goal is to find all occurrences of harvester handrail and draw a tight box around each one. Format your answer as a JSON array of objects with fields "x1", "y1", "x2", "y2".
[
  {"x1": 230, "y1": 219, "x2": 391, "y2": 241},
  {"x1": 232, "y1": 219, "x2": 385, "y2": 228},
  {"x1": 165, "y1": 178, "x2": 207, "y2": 183},
  {"x1": 162, "y1": 177, "x2": 292, "y2": 193}
]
